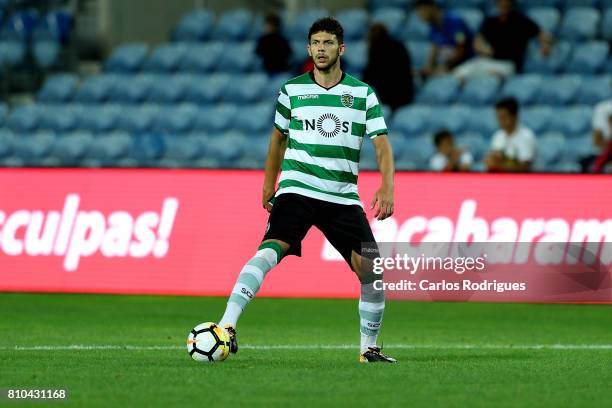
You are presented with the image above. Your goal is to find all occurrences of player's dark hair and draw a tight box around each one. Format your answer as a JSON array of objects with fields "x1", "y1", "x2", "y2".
[
  {"x1": 308, "y1": 17, "x2": 344, "y2": 44},
  {"x1": 415, "y1": 0, "x2": 439, "y2": 8},
  {"x1": 434, "y1": 129, "x2": 453, "y2": 147},
  {"x1": 265, "y1": 13, "x2": 281, "y2": 29},
  {"x1": 495, "y1": 97, "x2": 519, "y2": 116}
]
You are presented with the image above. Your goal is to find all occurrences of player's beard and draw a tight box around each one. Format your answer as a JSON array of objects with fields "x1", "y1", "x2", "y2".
[{"x1": 312, "y1": 50, "x2": 340, "y2": 73}]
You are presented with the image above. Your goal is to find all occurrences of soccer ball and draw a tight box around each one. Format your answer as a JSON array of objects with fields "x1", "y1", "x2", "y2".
[{"x1": 187, "y1": 322, "x2": 230, "y2": 362}]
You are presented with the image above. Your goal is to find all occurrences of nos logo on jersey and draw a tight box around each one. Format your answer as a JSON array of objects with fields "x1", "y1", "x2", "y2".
[
  {"x1": 341, "y1": 92, "x2": 354, "y2": 108},
  {"x1": 304, "y1": 113, "x2": 349, "y2": 138}
]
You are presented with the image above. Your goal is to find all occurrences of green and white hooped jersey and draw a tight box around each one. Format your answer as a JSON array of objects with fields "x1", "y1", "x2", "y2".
[{"x1": 274, "y1": 71, "x2": 388, "y2": 207}]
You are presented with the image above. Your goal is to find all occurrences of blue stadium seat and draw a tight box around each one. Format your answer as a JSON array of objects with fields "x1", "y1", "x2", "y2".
[
  {"x1": 130, "y1": 133, "x2": 165, "y2": 164},
  {"x1": 290, "y1": 40, "x2": 308, "y2": 66},
  {"x1": 565, "y1": 41, "x2": 609, "y2": 74},
  {"x1": 526, "y1": 7, "x2": 561, "y2": 34},
  {"x1": 559, "y1": 8, "x2": 600, "y2": 40},
  {"x1": 343, "y1": 41, "x2": 367, "y2": 74},
  {"x1": 372, "y1": 8, "x2": 407, "y2": 39},
  {"x1": 562, "y1": 134, "x2": 593, "y2": 163},
  {"x1": 239, "y1": 133, "x2": 269, "y2": 163},
  {"x1": 86, "y1": 131, "x2": 132, "y2": 164},
  {"x1": 551, "y1": 161, "x2": 581, "y2": 173},
  {"x1": 602, "y1": 8, "x2": 612, "y2": 41},
  {"x1": 78, "y1": 105, "x2": 120, "y2": 133},
  {"x1": 368, "y1": 0, "x2": 414, "y2": 10},
  {"x1": 33, "y1": 40, "x2": 61, "y2": 68},
  {"x1": 193, "y1": 104, "x2": 238, "y2": 133},
  {"x1": 524, "y1": 41, "x2": 571, "y2": 74},
  {"x1": 546, "y1": 106, "x2": 592, "y2": 136},
  {"x1": 0, "y1": 40, "x2": 25, "y2": 66},
  {"x1": 0, "y1": 129, "x2": 15, "y2": 159},
  {"x1": 434, "y1": 105, "x2": 472, "y2": 133},
  {"x1": 212, "y1": 9, "x2": 253, "y2": 41},
  {"x1": 147, "y1": 74, "x2": 190, "y2": 103},
  {"x1": 537, "y1": 75, "x2": 582, "y2": 105},
  {"x1": 537, "y1": 132, "x2": 565, "y2": 166},
  {"x1": 456, "y1": 132, "x2": 486, "y2": 161},
  {"x1": 467, "y1": 107, "x2": 497, "y2": 136},
  {"x1": 216, "y1": 42, "x2": 256, "y2": 72},
  {"x1": 142, "y1": 43, "x2": 187, "y2": 72},
  {"x1": 559, "y1": 0, "x2": 599, "y2": 8},
  {"x1": 284, "y1": 8, "x2": 329, "y2": 41},
  {"x1": 263, "y1": 72, "x2": 293, "y2": 99},
  {"x1": 0, "y1": 103, "x2": 7, "y2": 128},
  {"x1": 577, "y1": 75, "x2": 612, "y2": 104},
  {"x1": 74, "y1": 74, "x2": 118, "y2": 103},
  {"x1": 111, "y1": 74, "x2": 154, "y2": 103},
  {"x1": 206, "y1": 131, "x2": 246, "y2": 163},
  {"x1": 360, "y1": 136, "x2": 377, "y2": 170},
  {"x1": 161, "y1": 133, "x2": 206, "y2": 164},
  {"x1": 501, "y1": 74, "x2": 543, "y2": 105},
  {"x1": 416, "y1": 76, "x2": 461, "y2": 104},
  {"x1": 391, "y1": 105, "x2": 432, "y2": 136},
  {"x1": 459, "y1": 76, "x2": 501, "y2": 105},
  {"x1": 335, "y1": 9, "x2": 369, "y2": 40},
  {"x1": 442, "y1": 0, "x2": 485, "y2": 8},
  {"x1": 517, "y1": 0, "x2": 561, "y2": 9},
  {"x1": 180, "y1": 41, "x2": 223, "y2": 72},
  {"x1": 406, "y1": 41, "x2": 430, "y2": 69},
  {"x1": 452, "y1": 8, "x2": 483, "y2": 33},
  {"x1": 1, "y1": 10, "x2": 38, "y2": 41},
  {"x1": 225, "y1": 73, "x2": 267, "y2": 103},
  {"x1": 104, "y1": 43, "x2": 149, "y2": 73},
  {"x1": 33, "y1": 10, "x2": 73, "y2": 44},
  {"x1": 52, "y1": 131, "x2": 94, "y2": 165},
  {"x1": 12, "y1": 130, "x2": 55, "y2": 164},
  {"x1": 154, "y1": 104, "x2": 198, "y2": 134},
  {"x1": 38, "y1": 105, "x2": 79, "y2": 132},
  {"x1": 116, "y1": 104, "x2": 159, "y2": 133},
  {"x1": 521, "y1": 106, "x2": 553, "y2": 134},
  {"x1": 234, "y1": 103, "x2": 274, "y2": 133},
  {"x1": 401, "y1": 11, "x2": 427, "y2": 41},
  {"x1": 38, "y1": 73, "x2": 79, "y2": 102},
  {"x1": 172, "y1": 9, "x2": 215, "y2": 42},
  {"x1": 184, "y1": 73, "x2": 230, "y2": 104},
  {"x1": 7, "y1": 105, "x2": 43, "y2": 132},
  {"x1": 401, "y1": 135, "x2": 435, "y2": 169}
]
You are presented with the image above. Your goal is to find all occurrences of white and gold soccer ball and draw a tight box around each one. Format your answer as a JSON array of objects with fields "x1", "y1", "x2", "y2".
[{"x1": 187, "y1": 322, "x2": 230, "y2": 362}]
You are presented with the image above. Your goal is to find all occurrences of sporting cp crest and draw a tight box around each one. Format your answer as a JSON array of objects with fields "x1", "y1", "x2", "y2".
[{"x1": 341, "y1": 92, "x2": 354, "y2": 108}]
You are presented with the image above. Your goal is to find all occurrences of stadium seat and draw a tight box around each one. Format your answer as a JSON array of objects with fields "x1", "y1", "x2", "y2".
[
  {"x1": 521, "y1": 106, "x2": 553, "y2": 134},
  {"x1": 434, "y1": 105, "x2": 472, "y2": 133},
  {"x1": 368, "y1": 0, "x2": 414, "y2": 10},
  {"x1": 343, "y1": 41, "x2": 367, "y2": 74},
  {"x1": 0, "y1": 40, "x2": 25, "y2": 66},
  {"x1": 456, "y1": 132, "x2": 487, "y2": 161},
  {"x1": 74, "y1": 74, "x2": 118, "y2": 103},
  {"x1": 38, "y1": 73, "x2": 79, "y2": 102},
  {"x1": 458, "y1": 76, "x2": 501, "y2": 105},
  {"x1": 33, "y1": 40, "x2": 61, "y2": 68},
  {"x1": 416, "y1": 76, "x2": 461, "y2": 104},
  {"x1": 104, "y1": 43, "x2": 149, "y2": 73},
  {"x1": 7, "y1": 105, "x2": 43, "y2": 132},
  {"x1": 501, "y1": 74, "x2": 543, "y2": 105},
  {"x1": 239, "y1": 133, "x2": 270, "y2": 163},
  {"x1": 154, "y1": 104, "x2": 198, "y2": 134},
  {"x1": 551, "y1": 161, "x2": 581, "y2": 173},
  {"x1": 565, "y1": 41, "x2": 609, "y2": 74},
  {"x1": 371, "y1": 8, "x2": 407, "y2": 39},
  {"x1": 537, "y1": 75, "x2": 582, "y2": 105},
  {"x1": 602, "y1": 8, "x2": 612, "y2": 41},
  {"x1": 401, "y1": 135, "x2": 435, "y2": 169},
  {"x1": 110, "y1": 74, "x2": 154, "y2": 103},
  {"x1": 216, "y1": 42, "x2": 256, "y2": 72},
  {"x1": 559, "y1": 0, "x2": 599, "y2": 8},
  {"x1": 115, "y1": 104, "x2": 159, "y2": 133},
  {"x1": 193, "y1": 104, "x2": 238, "y2": 133},
  {"x1": 78, "y1": 105, "x2": 120, "y2": 133},
  {"x1": 537, "y1": 132, "x2": 565, "y2": 165},
  {"x1": 284, "y1": 8, "x2": 329, "y2": 41},
  {"x1": 142, "y1": 43, "x2": 188, "y2": 72},
  {"x1": 559, "y1": 8, "x2": 600, "y2": 41},
  {"x1": 517, "y1": 0, "x2": 561, "y2": 9},
  {"x1": 148, "y1": 74, "x2": 190, "y2": 103},
  {"x1": 391, "y1": 105, "x2": 432, "y2": 136},
  {"x1": 33, "y1": 10, "x2": 73, "y2": 44},
  {"x1": 263, "y1": 72, "x2": 293, "y2": 99},
  {"x1": 290, "y1": 40, "x2": 308, "y2": 67},
  {"x1": 184, "y1": 73, "x2": 231, "y2": 104},
  {"x1": 206, "y1": 131, "x2": 247, "y2": 163},
  {"x1": 51, "y1": 130, "x2": 94, "y2": 165},
  {"x1": 467, "y1": 107, "x2": 497, "y2": 136},
  {"x1": 225, "y1": 73, "x2": 268, "y2": 103},
  {"x1": 406, "y1": 41, "x2": 430, "y2": 69},
  {"x1": 0, "y1": 129, "x2": 15, "y2": 158},
  {"x1": 12, "y1": 130, "x2": 55, "y2": 164},
  {"x1": 180, "y1": 41, "x2": 223, "y2": 72},
  {"x1": 172, "y1": 9, "x2": 215, "y2": 42},
  {"x1": 401, "y1": 11, "x2": 427, "y2": 41},
  {"x1": 524, "y1": 41, "x2": 571, "y2": 74},
  {"x1": 562, "y1": 134, "x2": 593, "y2": 163},
  {"x1": 234, "y1": 103, "x2": 274, "y2": 133},
  {"x1": 38, "y1": 104, "x2": 80, "y2": 132},
  {"x1": 86, "y1": 131, "x2": 132, "y2": 164},
  {"x1": 526, "y1": 7, "x2": 561, "y2": 34},
  {"x1": 0, "y1": 103, "x2": 7, "y2": 128},
  {"x1": 442, "y1": 0, "x2": 485, "y2": 8},
  {"x1": 452, "y1": 8, "x2": 483, "y2": 33},
  {"x1": 212, "y1": 9, "x2": 253, "y2": 41},
  {"x1": 162, "y1": 133, "x2": 206, "y2": 163},
  {"x1": 130, "y1": 133, "x2": 165, "y2": 164},
  {"x1": 577, "y1": 75, "x2": 612, "y2": 104},
  {"x1": 335, "y1": 9, "x2": 369, "y2": 40},
  {"x1": 546, "y1": 106, "x2": 592, "y2": 136}
]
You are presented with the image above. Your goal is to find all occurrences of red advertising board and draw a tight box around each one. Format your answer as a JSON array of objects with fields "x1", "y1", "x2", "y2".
[{"x1": 0, "y1": 169, "x2": 610, "y2": 302}]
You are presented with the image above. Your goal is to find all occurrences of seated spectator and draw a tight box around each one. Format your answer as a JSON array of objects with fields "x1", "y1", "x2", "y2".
[
  {"x1": 485, "y1": 97, "x2": 536, "y2": 172},
  {"x1": 429, "y1": 129, "x2": 473, "y2": 172},
  {"x1": 363, "y1": 23, "x2": 414, "y2": 111},
  {"x1": 415, "y1": 0, "x2": 473, "y2": 76},
  {"x1": 256, "y1": 13, "x2": 292, "y2": 75},
  {"x1": 591, "y1": 111, "x2": 612, "y2": 173},
  {"x1": 453, "y1": 0, "x2": 551, "y2": 80}
]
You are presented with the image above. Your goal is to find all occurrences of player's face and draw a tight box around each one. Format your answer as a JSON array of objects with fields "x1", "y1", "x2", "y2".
[{"x1": 308, "y1": 31, "x2": 344, "y2": 72}]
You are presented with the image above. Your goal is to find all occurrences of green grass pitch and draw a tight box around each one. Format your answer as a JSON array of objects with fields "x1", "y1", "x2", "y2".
[{"x1": 0, "y1": 293, "x2": 611, "y2": 407}]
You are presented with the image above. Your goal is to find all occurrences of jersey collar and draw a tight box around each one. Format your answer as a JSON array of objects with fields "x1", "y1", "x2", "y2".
[{"x1": 309, "y1": 70, "x2": 346, "y2": 91}]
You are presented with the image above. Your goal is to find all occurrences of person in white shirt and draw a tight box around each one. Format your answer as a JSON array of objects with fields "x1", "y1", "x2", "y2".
[
  {"x1": 485, "y1": 97, "x2": 536, "y2": 172},
  {"x1": 429, "y1": 129, "x2": 473, "y2": 171},
  {"x1": 591, "y1": 100, "x2": 612, "y2": 152}
]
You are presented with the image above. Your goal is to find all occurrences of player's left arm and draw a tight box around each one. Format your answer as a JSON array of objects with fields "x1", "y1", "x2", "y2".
[{"x1": 371, "y1": 134, "x2": 395, "y2": 221}]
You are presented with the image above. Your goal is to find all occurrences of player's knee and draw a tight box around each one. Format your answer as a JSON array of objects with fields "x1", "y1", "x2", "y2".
[
  {"x1": 259, "y1": 239, "x2": 290, "y2": 265},
  {"x1": 351, "y1": 251, "x2": 377, "y2": 284}
]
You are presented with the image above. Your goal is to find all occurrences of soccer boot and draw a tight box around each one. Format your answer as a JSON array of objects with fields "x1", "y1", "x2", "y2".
[
  {"x1": 359, "y1": 346, "x2": 397, "y2": 363},
  {"x1": 224, "y1": 325, "x2": 238, "y2": 354}
]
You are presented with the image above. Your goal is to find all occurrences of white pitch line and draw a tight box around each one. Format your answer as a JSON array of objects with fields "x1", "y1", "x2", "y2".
[{"x1": 1, "y1": 344, "x2": 612, "y2": 351}]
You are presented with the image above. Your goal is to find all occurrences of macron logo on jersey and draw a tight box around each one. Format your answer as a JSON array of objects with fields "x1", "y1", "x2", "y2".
[{"x1": 297, "y1": 94, "x2": 319, "y2": 100}]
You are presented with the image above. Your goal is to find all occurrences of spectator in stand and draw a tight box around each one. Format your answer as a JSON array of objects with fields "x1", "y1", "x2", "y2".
[
  {"x1": 256, "y1": 13, "x2": 292, "y2": 75},
  {"x1": 363, "y1": 23, "x2": 414, "y2": 111},
  {"x1": 485, "y1": 97, "x2": 536, "y2": 172},
  {"x1": 453, "y1": 0, "x2": 551, "y2": 80},
  {"x1": 586, "y1": 98, "x2": 612, "y2": 172},
  {"x1": 429, "y1": 129, "x2": 473, "y2": 172},
  {"x1": 415, "y1": 0, "x2": 473, "y2": 77}
]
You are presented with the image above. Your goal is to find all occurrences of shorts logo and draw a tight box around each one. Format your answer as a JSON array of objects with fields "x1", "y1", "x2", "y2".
[
  {"x1": 316, "y1": 113, "x2": 341, "y2": 138},
  {"x1": 341, "y1": 92, "x2": 354, "y2": 108}
]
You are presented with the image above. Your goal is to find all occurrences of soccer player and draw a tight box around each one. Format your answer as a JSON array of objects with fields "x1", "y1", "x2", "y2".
[{"x1": 218, "y1": 17, "x2": 396, "y2": 363}]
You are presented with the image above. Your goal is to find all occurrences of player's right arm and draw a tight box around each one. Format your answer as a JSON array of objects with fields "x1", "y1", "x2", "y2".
[{"x1": 262, "y1": 128, "x2": 287, "y2": 212}]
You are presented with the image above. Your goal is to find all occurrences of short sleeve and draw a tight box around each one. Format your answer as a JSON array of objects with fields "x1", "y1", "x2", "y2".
[
  {"x1": 592, "y1": 102, "x2": 611, "y2": 132},
  {"x1": 516, "y1": 128, "x2": 536, "y2": 162},
  {"x1": 365, "y1": 87, "x2": 388, "y2": 139},
  {"x1": 274, "y1": 85, "x2": 290, "y2": 134},
  {"x1": 430, "y1": 153, "x2": 448, "y2": 171}
]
